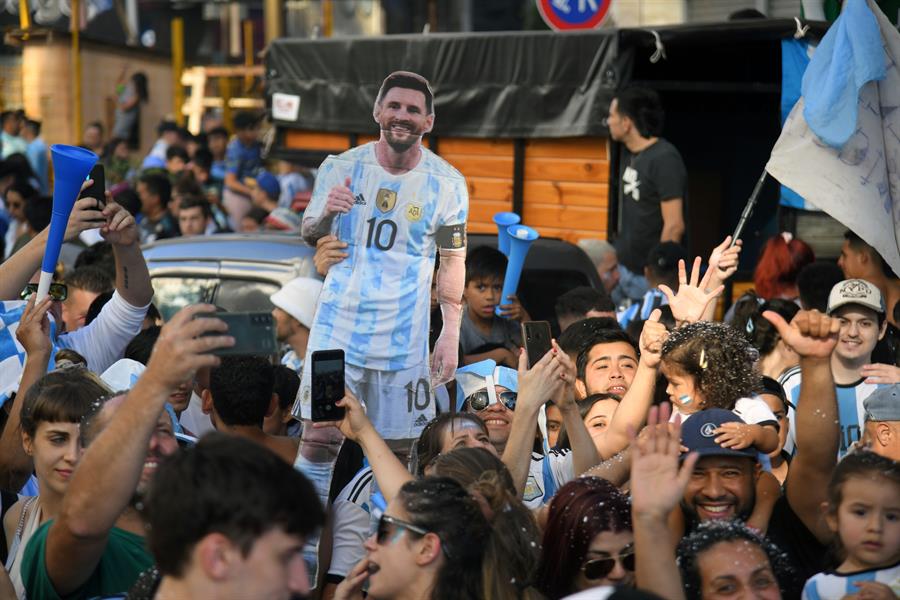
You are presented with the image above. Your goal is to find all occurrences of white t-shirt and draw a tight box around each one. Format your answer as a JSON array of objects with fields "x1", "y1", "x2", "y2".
[
  {"x1": 674, "y1": 397, "x2": 777, "y2": 427},
  {"x1": 304, "y1": 143, "x2": 468, "y2": 371}
]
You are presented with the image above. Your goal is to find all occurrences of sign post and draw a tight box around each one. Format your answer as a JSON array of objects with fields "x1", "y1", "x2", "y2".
[{"x1": 536, "y1": 0, "x2": 612, "y2": 31}]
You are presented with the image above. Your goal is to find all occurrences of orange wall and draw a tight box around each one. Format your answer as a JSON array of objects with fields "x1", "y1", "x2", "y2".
[{"x1": 284, "y1": 131, "x2": 611, "y2": 244}]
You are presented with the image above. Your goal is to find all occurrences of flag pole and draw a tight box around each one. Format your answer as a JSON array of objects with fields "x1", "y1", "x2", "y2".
[{"x1": 730, "y1": 168, "x2": 768, "y2": 247}]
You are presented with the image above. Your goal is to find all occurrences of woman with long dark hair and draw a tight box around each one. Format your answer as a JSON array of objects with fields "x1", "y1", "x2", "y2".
[{"x1": 536, "y1": 476, "x2": 634, "y2": 598}]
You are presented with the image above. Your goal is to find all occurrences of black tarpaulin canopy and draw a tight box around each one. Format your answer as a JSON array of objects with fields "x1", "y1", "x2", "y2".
[
  {"x1": 265, "y1": 19, "x2": 828, "y2": 140},
  {"x1": 266, "y1": 29, "x2": 621, "y2": 139}
]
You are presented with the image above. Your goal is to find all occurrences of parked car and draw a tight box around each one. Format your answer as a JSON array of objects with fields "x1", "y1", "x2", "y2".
[
  {"x1": 142, "y1": 233, "x2": 318, "y2": 321},
  {"x1": 143, "y1": 232, "x2": 601, "y2": 332}
]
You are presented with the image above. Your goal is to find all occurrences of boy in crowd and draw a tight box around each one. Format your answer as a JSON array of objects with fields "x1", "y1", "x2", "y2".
[
  {"x1": 206, "y1": 126, "x2": 229, "y2": 181},
  {"x1": 136, "y1": 172, "x2": 179, "y2": 243},
  {"x1": 459, "y1": 246, "x2": 528, "y2": 367},
  {"x1": 554, "y1": 286, "x2": 616, "y2": 333},
  {"x1": 165, "y1": 145, "x2": 189, "y2": 181},
  {"x1": 250, "y1": 171, "x2": 281, "y2": 213},
  {"x1": 177, "y1": 195, "x2": 220, "y2": 237},
  {"x1": 222, "y1": 112, "x2": 263, "y2": 231}
]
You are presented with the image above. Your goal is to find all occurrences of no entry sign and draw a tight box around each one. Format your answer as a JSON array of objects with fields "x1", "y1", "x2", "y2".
[{"x1": 536, "y1": 0, "x2": 612, "y2": 30}]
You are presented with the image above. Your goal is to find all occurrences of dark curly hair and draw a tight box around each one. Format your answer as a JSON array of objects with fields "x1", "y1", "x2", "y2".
[
  {"x1": 728, "y1": 292, "x2": 799, "y2": 358},
  {"x1": 677, "y1": 520, "x2": 795, "y2": 600},
  {"x1": 661, "y1": 321, "x2": 761, "y2": 410}
]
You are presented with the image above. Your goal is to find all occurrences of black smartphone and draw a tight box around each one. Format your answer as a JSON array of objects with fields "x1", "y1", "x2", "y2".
[
  {"x1": 81, "y1": 164, "x2": 106, "y2": 208},
  {"x1": 522, "y1": 321, "x2": 552, "y2": 368},
  {"x1": 198, "y1": 312, "x2": 278, "y2": 356},
  {"x1": 311, "y1": 349, "x2": 346, "y2": 422}
]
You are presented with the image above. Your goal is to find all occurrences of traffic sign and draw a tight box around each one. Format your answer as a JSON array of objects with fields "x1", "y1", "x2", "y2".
[{"x1": 536, "y1": 0, "x2": 612, "y2": 30}]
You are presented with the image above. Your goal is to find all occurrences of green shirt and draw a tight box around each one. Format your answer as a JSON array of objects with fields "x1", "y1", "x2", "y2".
[{"x1": 21, "y1": 520, "x2": 153, "y2": 600}]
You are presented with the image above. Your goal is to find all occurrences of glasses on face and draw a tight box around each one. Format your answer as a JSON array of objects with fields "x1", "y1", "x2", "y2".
[
  {"x1": 20, "y1": 283, "x2": 68, "y2": 302},
  {"x1": 376, "y1": 514, "x2": 429, "y2": 545},
  {"x1": 582, "y1": 550, "x2": 635, "y2": 580},
  {"x1": 465, "y1": 389, "x2": 517, "y2": 412}
]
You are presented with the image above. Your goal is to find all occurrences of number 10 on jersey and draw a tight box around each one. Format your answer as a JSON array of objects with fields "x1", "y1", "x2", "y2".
[{"x1": 366, "y1": 218, "x2": 398, "y2": 251}]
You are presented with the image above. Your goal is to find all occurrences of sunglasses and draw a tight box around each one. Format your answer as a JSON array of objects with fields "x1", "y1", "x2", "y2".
[
  {"x1": 376, "y1": 514, "x2": 429, "y2": 545},
  {"x1": 465, "y1": 389, "x2": 517, "y2": 412},
  {"x1": 20, "y1": 283, "x2": 68, "y2": 302},
  {"x1": 582, "y1": 550, "x2": 635, "y2": 580}
]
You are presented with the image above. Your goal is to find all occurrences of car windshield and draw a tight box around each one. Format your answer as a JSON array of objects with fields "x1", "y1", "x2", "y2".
[{"x1": 151, "y1": 277, "x2": 280, "y2": 320}]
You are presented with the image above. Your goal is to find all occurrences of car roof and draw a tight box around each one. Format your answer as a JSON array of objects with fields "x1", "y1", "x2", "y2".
[{"x1": 142, "y1": 233, "x2": 314, "y2": 263}]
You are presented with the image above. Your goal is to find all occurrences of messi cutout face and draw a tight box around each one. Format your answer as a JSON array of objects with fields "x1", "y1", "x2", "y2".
[{"x1": 374, "y1": 87, "x2": 434, "y2": 153}]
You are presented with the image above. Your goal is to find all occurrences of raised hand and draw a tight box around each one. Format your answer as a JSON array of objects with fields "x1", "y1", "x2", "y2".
[
  {"x1": 145, "y1": 304, "x2": 235, "y2": 390},
  {"x1": 658, "y1": 257, "x2": 724, "y2": 326},
  {"x1": 762, "y1": 309, "x2": 839, "y2": 361},
  {"x1": 549, "y1": 339, "x2": 577, "y2": 409},
  {"x1": 517, "y1": 346, "x2": 564, "y2": 414},
  {"x1": 861, "y1": 363, "x2": 900, "y2": 385},
  {"x1": 638, "y1": 308, "x2": 669, "y2": 368},
  {"x1": 325, "y1": 177, "x2": 354, "y2": 217},
  {"x1": 708, "y1": 236, "x2": 742, "y2": 284},
  {"x1": 99, "y1": 199, "x2": 139, "y2": 247},
  {"x1": 64, "y1": 191, "x2": 106, "y2": 242},
  {"x1": 313, "y1": 389, "x2": 374, "y2": 443},
  {"x1": 15, "y1": 294, "x2": 53, "y2": 356},
  {"x1": 314, "y1": 234, "x2": 349, "y2": 276},
  {"x1": 630, "y1": 403, "x2": 697, "y2": 519},
  {"x1": 333, "y1": 557, "x2": 369, "y2": 600}
]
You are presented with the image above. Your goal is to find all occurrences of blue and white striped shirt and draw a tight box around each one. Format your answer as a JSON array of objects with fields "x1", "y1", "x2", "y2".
[
  {"x1": 803, "y1": 562, "x2": 900, "y2": 599},
  {"x1": 306, "y1": 143, "x2": 468, "y2": 371}
]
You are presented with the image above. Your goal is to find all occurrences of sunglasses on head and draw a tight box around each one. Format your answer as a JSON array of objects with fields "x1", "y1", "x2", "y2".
[
  {"x1": 20, "y1": 283, "x2": 68, "y2": 302},
  {"x1": 582, "y1": 550, "x2": 635, "y2": 580},
  {"x1": 376, "y1": 514, "x2": 429, "y2": 545},
  {"x1": 465, "y1": 389, "x2": 517, "y2": 412}
]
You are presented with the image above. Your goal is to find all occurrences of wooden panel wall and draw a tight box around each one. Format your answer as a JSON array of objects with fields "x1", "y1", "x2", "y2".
[
  {"x1": 282, "y1": 132, "x2": 611, "y2": 243},
  {"x1": 521, "y1": 137, "x2": 608, "y2": 243}
]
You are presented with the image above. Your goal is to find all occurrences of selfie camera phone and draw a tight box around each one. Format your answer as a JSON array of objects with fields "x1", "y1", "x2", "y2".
[
  {"x1": 81, "y1": 164, "x2": 106, "y2": 209},
  {"x1": 311, "y1": 349, "x2": 346, "y2": 422},
  {"x1": 522, "y1": 320, "x2": 552, "y2": 368},
  {"x1": 198, "y1": 312, "x2": 278, "y2": 356}
]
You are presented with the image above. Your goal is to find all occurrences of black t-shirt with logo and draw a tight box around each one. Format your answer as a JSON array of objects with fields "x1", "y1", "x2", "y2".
[{"x1": 614, "y1": 138, "x2": 686, "y2": 273}]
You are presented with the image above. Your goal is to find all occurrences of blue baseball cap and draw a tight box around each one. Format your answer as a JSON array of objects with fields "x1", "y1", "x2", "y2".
[
  {"x1": 251, "y1": 170, "x2": 280, "y2": 200},
  {"x1": 680, "y1": 408, "x2": 757, "y2": 461}
]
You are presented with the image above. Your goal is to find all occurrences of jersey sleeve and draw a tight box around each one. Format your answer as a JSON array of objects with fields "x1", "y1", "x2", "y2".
[
  {"x1": 436, "y1": 172, "x2": 469, "y2": 229},
  {"x1": 303, "y1": 156, "x2": 341, "y2": 224},
  {"x1": 734, "y1": 397, "x2": 778, "y2": 428},
  {"x1": 547, "y1": 448, "x2": 575, "y2": 489}
]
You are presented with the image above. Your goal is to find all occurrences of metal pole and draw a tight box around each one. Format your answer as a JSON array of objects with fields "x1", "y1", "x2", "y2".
[
  {"x1": 18, "y1": 0, "x2": 30, "y2": 34},
  {"x1": 263, "y1": 0, "x2": 282, "y2": 44},
  {"x1": 72, "y1": 0, "x2": 82, "y2": 144},
  {"x1": 322, "y1": 0, "x2": 333, "y2": 37},
  {"x1": 243, "y1": 19, "x2": 253, "y2": 94},
  {"x1": 220, "y1": 76, "x2": 233, "y2": 133},
  {"x1": 172, "y1": 17, "x2": 185, "y2": 126},
  {"x1": 729, "y1": 169, "x2": 768, "y2": 247}
]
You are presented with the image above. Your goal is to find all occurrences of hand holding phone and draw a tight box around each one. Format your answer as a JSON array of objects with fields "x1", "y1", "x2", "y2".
[
  {"x1": 311, "y1": 349, "x2": 346, "y2": 422},
  {"x1": 522, "y1": 321, "x2": 552, "y2": 368},
  {"x1": 197, "y1": 312, "x2": 278, "y2": 356}
]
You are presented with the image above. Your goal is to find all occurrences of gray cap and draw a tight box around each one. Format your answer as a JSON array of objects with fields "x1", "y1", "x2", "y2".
[
  {"x1": 827, "y1": 279, "x2": 885, "y2": 315},
  {"x1": 863, "y1": 384, "x2": 900, "y2": 422}
]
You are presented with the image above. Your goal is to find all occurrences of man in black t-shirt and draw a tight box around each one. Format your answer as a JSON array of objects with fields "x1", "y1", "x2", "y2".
[
  {"x1": 679, "y1": 309, "x2": 842, "y2": 596},
  {"x1": 607, "y1": 87, "x2": 686, "y2": 304}
]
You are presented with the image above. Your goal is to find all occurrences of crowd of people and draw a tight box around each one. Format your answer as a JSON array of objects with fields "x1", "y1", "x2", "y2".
[
  {"x1": 0, "y1": 105, "x2": 313, "y2": 264},
  {"x1": 0, "y1": 69, "x2": 897, "y2": 600}
]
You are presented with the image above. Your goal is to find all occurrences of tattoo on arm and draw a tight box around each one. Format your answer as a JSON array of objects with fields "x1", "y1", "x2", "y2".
[{"x1": 123, "y1": 266, "x2": 129, "y2": 290}]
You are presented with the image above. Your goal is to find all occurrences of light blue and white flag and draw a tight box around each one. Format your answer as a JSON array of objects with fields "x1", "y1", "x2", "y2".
[{"x1": 767, "y1": 0, "x2": 900, "y2": 274}]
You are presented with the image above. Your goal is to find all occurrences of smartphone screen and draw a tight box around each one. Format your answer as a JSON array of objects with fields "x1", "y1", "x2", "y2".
[
  {"x1": 522, "y1": 321, "x2": 552, "y2": 368},
  {"x1": 311, "y1": 349, "x2": 345, "y2": 422},
  {"x1": 81, "y1": 164, "x2": 106, "y2": 207}
]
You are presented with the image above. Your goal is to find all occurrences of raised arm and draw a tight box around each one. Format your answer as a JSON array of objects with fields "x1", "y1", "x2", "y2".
[
  {"x1": 0, "y1": 296, "x2": 53, "y2": 491},
  {"x1": 325, "y1": 391, "x2": 412, "y2": 503},
  {"x1": 431, "y1": 242, "x2": 465, "y2": 386},
  {"x1": 631, "y1": 403, "x2": 695, "y2": 600},
  {"x1": 551, "y1": 341, "x2": 600, "y2": 476},
  {"x1": 101, "y1": 200, "x2": 153, "y2": 308},
  {"x1": 0, "y1": 194, "x2": 103, "y2": 300},
  {"x1": 581, "y1": 448, "x2": 632, "y2": 487},
  {"x1": 46, "y1": 305, "x2": 232, "y2": 595},
  {"x1": 595, "y1": 309, "x2": 667, "y2": 459},
  {"x1": 659, "y1": 257, "x2": 724, "y2": 327},
  {"x1": 701, "y1": 236, "x2": 742, "y2": 322},
  {"x1": 502, "y1": 349, "x2": 564, "y2": 494},
  {"x1": 301, "y1": 176, "x2": 353, "y2": 246},
  {"x1": 763, "y1": 309, "x2": 840, "y2": 543}
]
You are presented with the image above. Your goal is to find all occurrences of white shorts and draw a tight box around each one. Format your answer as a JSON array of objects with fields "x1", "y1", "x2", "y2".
[{"x1": 293, "y1": 360, "x2": 435, "y2": 440}]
